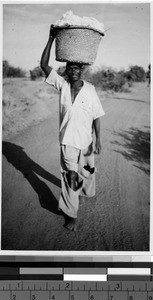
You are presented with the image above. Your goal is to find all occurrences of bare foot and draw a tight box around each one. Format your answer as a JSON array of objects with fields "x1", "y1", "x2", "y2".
[{"x1": 64, "y1": 216, "x2": 77, "y2": 232}]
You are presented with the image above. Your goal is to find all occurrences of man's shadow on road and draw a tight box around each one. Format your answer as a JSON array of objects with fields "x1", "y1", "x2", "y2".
[{"x1": 2, "y1": 141, "x2": 62, "y2": 216}]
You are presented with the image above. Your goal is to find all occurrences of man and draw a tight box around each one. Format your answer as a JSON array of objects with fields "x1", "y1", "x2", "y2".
[{"x1": 40, "y1": 25, "x2": 105, "y2": 231}]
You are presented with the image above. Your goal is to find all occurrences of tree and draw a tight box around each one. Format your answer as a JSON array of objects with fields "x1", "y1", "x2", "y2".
[
  {"x1": 3, "y1": 60, "x2": 26, "y2": 78},
  {"x1": 3, "y1": 60, "x2": 9, "y2": 77},
  {"x1": 30, "y1": 66, "x2": 44, "y2": 80},
  {"x1": 125, "y1": 65, "x2": 146, "y2": 82},
  {"x1": 146, "y1": 64, "x2": 151, "y2": 85}
]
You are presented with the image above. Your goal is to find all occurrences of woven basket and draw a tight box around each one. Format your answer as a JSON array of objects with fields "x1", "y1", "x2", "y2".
[{"x1": 54, "y1": 26, "x2": 104, "y2": 64}]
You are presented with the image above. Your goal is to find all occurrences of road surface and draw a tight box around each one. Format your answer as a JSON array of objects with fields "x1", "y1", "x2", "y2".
[{"x1": 2, "y1": 83, "x2": 150, "y2": 251}]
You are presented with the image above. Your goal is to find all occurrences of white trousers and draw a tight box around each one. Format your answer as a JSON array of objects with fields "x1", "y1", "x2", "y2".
[{"x1": 58, "y1": 143, "x2": 95, "y2": 218}]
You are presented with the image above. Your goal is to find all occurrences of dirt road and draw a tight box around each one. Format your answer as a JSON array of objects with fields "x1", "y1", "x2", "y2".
[{"x1": 2, "y1": 83, "x2": 150, "y2": 251}]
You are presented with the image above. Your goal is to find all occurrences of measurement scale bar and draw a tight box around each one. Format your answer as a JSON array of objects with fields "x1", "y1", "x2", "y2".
[
  {"x1": 0, "y1": 262, "x2": 153, "y2": 298},
  {"x1": 0, "y1": 280, "x2": 153, "y2": 290},
  {"x1": 0, "y1": 280, "x2": 153, "y2": 300}
]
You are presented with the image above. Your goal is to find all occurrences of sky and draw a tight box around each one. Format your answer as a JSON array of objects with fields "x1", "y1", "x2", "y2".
[{"x1": 2, "y1": 2, "x2": 151, "y2": 72}]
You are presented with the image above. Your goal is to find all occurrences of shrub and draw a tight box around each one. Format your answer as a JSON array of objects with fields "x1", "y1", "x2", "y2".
[
  {"x1": 30, "y1": 66, "x2": 44, "y2": 80},
  {"x1": 3, "y1": 60, "x2": 26, "y2": 78},
  {"x1": 3, "y1": 60, "x2": 9, "y2": 77},
  {"x1": 83, "y1": 67, "x2": 126, "y2": 92},
  {"x1": 113, "y1": 71, "x2": 126, "y2": 92},
  {"x1": 57, "y1": 64, "x2": 147, "y2": 92},
  {"x1": 57, "y1": 65, "x2": 127, "y2": 92},
  {"x1": 57, "y1": 65, "x2": 67, "y2": 79},
  {"x1": 125, "y1": 65, "x2": 146, "y2": 82},
  {"x1": 146, "y1": 64, "x2": 151, "y2": 84}
]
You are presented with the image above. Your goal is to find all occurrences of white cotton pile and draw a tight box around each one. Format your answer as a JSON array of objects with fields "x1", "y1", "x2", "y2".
[{"x1": 55, "y1": 11, "x2": 105, "y2": 34}]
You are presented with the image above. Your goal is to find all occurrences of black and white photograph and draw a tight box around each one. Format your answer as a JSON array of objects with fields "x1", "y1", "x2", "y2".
[{"x1": 1, "y1": 1, "x2": 151, "y2": 251}]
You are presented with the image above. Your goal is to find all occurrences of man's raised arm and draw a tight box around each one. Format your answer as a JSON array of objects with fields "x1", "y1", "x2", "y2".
[{"x1": 40, "y1": 25, "x2": 55, "y2": 77}]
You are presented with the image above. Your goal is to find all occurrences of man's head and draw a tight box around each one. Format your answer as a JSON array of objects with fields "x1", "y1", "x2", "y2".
[{"x1": 66, "y1": 62, "x2": 85, "y2": 82}]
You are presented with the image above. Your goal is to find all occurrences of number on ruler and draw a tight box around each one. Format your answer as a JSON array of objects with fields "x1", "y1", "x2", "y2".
[
  {"x1": 115, "y1": 283, "x2": 120, "y2": 290},
  {"x1": 110, "y1": 296, "x2": 113, "y2": 300},
  {"x1": 51, "y1": 295, "x2": 55, "y2": 300},
  {"x1": 149, "y1": 297, "x2": 153, "y2": 300},
  {"x1": 129, "y1": 297, "x2": 133, "y2": 300},
  {"x1": 31, "y1": 295, "x2": 36, "y2": 300},
  {"x1": 90, "y1": 295, "x2": 94, "y2": 300},
  {"x1": 71, "y1": 295, "x2": 75, "y2": 300},
  {"x1": 12, "y1": 296, "x2": 16, "y2": 300},
  {"x1": 66, "y1": 283, "x2": 70, "y2": 289}
]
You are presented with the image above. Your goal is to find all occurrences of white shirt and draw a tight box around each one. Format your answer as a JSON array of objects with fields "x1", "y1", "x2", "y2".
[{"x1": 45, "y1": 69, "x2": 105, "y2": 149}]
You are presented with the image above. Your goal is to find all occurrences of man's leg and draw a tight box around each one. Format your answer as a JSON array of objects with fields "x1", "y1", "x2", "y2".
[
  {"x1": 66, "y1": 170, "x2": 78, "y2": 191},
  {"x1": 64, "y1": 170, "x2": 78, "y2": 231},
  {"x1": 59, "y1": 145, "x2": 83, "y2": 231},
  {"x1": 78, "y1": 143, "x2": 96, "y2": 198}
]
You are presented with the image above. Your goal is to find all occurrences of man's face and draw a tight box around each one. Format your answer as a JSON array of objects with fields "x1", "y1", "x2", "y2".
[{"x1": 66, "y1": 63, "x2": 82, "y2": 82}]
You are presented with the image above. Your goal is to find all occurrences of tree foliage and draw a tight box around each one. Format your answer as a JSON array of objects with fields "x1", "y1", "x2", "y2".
[
  {"x1": 125, "y1": 65, "x2": 146, "y2": 82},
  {"x1": 3, "y1": 60, "x2": 149, "y2": 90},
  {"x1": 57, "y1": 64, "x2": 148, "y2": 92},
  {"x1": 29, "y1": 66, "x2": 44, "y2": 80},
  {"x1": 3, "y1": 60, "x2": 26, "y2": 78},
  {"x1": 146, "y1": 64, "x2": 151, "y2": 84}
]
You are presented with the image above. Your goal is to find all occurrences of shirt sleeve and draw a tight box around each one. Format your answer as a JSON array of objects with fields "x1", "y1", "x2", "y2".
[
  {"x1": 45, "y1": 69, "x2": 65, "y2": 91},
  {"x1": 92, "y1": 86, "x2": 105, "y2": 120}
]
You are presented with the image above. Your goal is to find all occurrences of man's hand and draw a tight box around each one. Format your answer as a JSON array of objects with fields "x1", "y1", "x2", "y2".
[
  {"x1": 93, "y1": 118, "x2": 101, "y2": 154},
  {"x1": 94, "y1": 139, "x2": 101, "y2": 154},
  {"x1": 84, "y1": 142, "x2": 93, "y2": 156}
]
